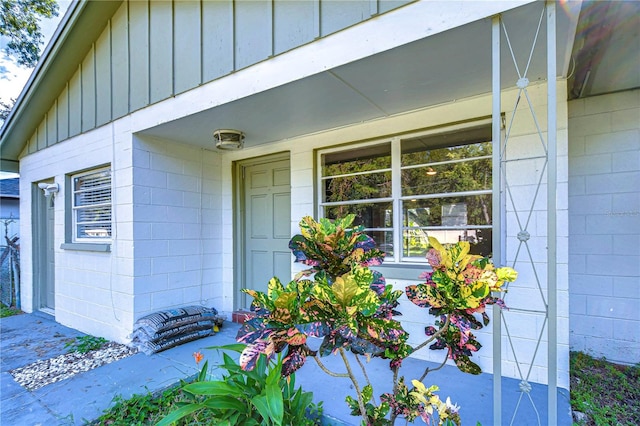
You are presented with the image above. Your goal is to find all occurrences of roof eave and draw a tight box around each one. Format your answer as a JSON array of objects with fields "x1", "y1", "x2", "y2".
[{"x1": 0, "y1": 0, "x2": 123, "y2": 170}]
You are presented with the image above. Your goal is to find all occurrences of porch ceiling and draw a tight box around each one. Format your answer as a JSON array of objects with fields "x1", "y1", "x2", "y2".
[{"x1": 138, "y1": 1, "x2": 633, "y2": 150}]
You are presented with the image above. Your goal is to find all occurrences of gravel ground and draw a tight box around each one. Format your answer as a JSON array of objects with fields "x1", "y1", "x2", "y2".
[{"x1": 9, "y1": 342, "x2": 137, "y2": 391}]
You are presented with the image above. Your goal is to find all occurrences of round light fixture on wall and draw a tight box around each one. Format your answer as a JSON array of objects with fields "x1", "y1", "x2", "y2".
[{"x1": 213, "y1": 129, "x2": 245, "y2": 150}]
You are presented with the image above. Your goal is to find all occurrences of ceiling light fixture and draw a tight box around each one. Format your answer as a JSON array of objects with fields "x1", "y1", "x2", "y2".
[{"x1": 213, "y1": 129, "x2": 245, "y2": 150}]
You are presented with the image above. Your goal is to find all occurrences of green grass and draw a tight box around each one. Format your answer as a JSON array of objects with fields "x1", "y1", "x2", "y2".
[
  {"x1": 570, "y1": 351, "x2": 640, "y2": 426},
  {"x1": 90, "y1": 384, "x2": 217, "y2": 426},
  {"x1": 0, "y1": 305, "x2": 21, "y2": 318}
]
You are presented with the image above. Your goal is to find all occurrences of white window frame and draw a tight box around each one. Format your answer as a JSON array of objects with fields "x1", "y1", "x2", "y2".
[
  {"x1": 71, "y1": 167, "x2": 112, "y2": 243},
  {"x1": 317, "y1": 119, "x2": 493, "y2": 265}
]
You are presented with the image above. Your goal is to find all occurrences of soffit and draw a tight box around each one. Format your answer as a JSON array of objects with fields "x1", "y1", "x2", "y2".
[{"x1": 140, "y1": 1, "x2": 578, "y2": 150}]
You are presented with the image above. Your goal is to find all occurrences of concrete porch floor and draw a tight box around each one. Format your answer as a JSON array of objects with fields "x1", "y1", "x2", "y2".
[{"x1": 0, "y1": 313, "x2": 571, "y2": 425}]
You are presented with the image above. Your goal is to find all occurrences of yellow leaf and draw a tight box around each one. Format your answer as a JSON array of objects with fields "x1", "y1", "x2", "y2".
[
  {"x1": 333, "y1": 274, "x2": 359, "y2": 307},
  {"x1": 496, "y1": 267, "x2": 518, "y2": 282},
  {"x1": 267, "y1": 277, "x2": 284, "y2": 299},
  {"x1": 428, "y1": 236, "x2": 444, "y2": 252},
  {"x1": 274, "y1": 292, "x2": 296, "y2": 309},
  {"x1": 244, "y1": 289, "x2": 259, "y2": 298},
  {"x1": 458, "y1": 254, "x2": 474, "y2": 271},
  {"x1": 456, "y1": 241, "x2": 470, "y2": 262},
  {"x1": 410, "y1": 391, "x2": 427, "y2": 405},
  {"x1": 411, "y1": 380, "x2": 427, "y2": 393}
]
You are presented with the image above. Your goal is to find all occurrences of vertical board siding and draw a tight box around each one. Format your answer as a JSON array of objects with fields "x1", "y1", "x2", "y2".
[
  {"x1": 111, "y1": 2, "x2": 129, "y2": 119},
  {"x1": 149, "y1": 1, "x2": 173, "y2": 104},
  {"x1": 28, "y1": 132, "x2": 37, "y2": 154},
  {"x1": 129, "y1": 0, "x2": 150, "y2": 111},
  {"x1": 379, "y1": 0, "x2": 412, "y2": 14},
  {"x1": 37, "y1": 121, "x2": 47, "y2": 151},
  {"x1": 81, "y1": 48, "x2": 97, "y2": 132},
  {"x1": 202, "y1": 0, "x2": 233, "y2": 82},
  {"x1": 57, "y1": 86, "x2": 69, "y2": 140},
  {"x1": 26, "y1": 0, "x2": 409, "y2": 152},
  {"x1": 95, "y1": 26, "x2": 112, "y2": 127},
  {"x1": 273, "y1": 1, "x2": 317, "y2": 55},
  {"x1": 174, "y1": 0, "x2": 201, "y2": 94},
  {"x1": 46, "y1": 103, "x2": 57, "y2": 146},
  {"x1": 68, "y1": 67, "x2": 82, "y2": 137},
  {"x1": 234, "y1": 0, "x2": 273, "y2": 70},
  {"x1": 320, "y1": 0, "x2": 372, "y2": 36}
]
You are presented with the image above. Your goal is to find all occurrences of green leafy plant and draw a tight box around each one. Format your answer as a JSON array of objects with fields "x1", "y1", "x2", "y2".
[
  {"x1": 92, "y1": 385, "x2": 190, "y2": 425},
  {"x1": 236, "y1": 215, "x2": 517, "y2": 425},
  {"x1": 0, "y1": 305, "x2": 21, "y2": 318},
  {"x1": 405, "y1": 236, "x2": 514, "y2": 375},
  {"x1": 65, "y1": 335, "x2": 108, "y2": 354},
  {"x1": 158, "y1": 344, "x2": 322, "y2": 426},
  {"x1": 570, "y1": 351, "x2": 640, "y2": 425}
]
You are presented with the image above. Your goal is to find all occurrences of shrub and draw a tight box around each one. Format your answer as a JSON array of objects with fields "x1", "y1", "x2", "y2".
[{"x1": 236, "y1": 215, "x2": 517, "y2": 425}]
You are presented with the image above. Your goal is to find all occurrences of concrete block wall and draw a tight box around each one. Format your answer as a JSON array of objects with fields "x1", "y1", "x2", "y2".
[
  {"x1": 19, "y1": 119, "x2": 136, "y2": 342},
  {"x1": 568, "y1": 89, "x2": 640, "y2": 365},
  {"x1": 132, "y1": 136, "x2": 223, "y2": 320},
  {"x1": 223, "y1": 82, "x2": 569, "y2": 387}
]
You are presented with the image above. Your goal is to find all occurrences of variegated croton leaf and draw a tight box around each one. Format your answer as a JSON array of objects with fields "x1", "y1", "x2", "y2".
[{"x1": 239, "y1": 340, "x2": 275, "y2": 371}]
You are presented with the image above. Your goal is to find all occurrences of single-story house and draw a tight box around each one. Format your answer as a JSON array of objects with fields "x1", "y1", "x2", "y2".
[
  {"x1": 0, "y1": 0, "x2": 638, "y2": 423},
  {"x1": 0, "y1": 177, "x2": 20, "y2": 222},
  {"x1": 0, "y1": 177, "x2": 20, "y2": 306},
  {"x1": 0, "y1": 177, "x2": 20, "y2": 244}
]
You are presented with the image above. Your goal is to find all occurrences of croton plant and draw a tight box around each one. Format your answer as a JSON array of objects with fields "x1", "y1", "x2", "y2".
[{"x1": 236, "y1": 215, "x2": 517, "y2": 425}]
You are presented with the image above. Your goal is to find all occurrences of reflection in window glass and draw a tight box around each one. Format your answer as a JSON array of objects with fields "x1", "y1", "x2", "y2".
[
  {"x1": 402, "y1": 228, "x2": 492, "y2": 260},
  {"x1": 403, "y1": 195, "x2": 492, "y2": 227},
  {"x1": 323, "y1": 171, "x2": 392, "y2": 201},
  {"x1": 401, "y1": 155, "x2": 492, "y2": 196},
  {"x1": 322, "y1": 143, "x2": 392, "y2": 204},
  {"x1": 401, "y1": 127, "x2": 492, "y2": 166},
  {"x1": 368, "y1": 230, "x2": 394, "y2": 257},
  {"x1": 319, "y1": 123, "x2": 493, "y2": 263},
  {"x1": 324, "y1": 202, "x2": 392, "y2": 229},
  {"x1": 322, "y1": 143, "x2": 391, "y2": 176}
]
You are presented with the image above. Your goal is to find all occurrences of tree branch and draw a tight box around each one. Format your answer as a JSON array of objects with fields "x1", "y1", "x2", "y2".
[
  {"x1": 413, "y1": 313, "x2": 452, "y2": 353},
  {"x1": 355, "y1": 354, "x2": 376, "y2": 404},
  {"x1": 340, "y1": 348, "x2": 367, "y2": 419},
  {"x1": 312, "y1": 355, "x2": 349, "y2": 378},
  {"x1": 419, "y1": 352, "x2": 450, "y2": 382}
]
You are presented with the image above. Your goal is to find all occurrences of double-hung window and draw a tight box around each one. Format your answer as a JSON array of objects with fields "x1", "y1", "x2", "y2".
[
  {"x1": 71, "y1": 167, "x2": 112, "y2": 242},
  {"x1": 318, "y1": 121, "x2": 492, "y2": 264}
]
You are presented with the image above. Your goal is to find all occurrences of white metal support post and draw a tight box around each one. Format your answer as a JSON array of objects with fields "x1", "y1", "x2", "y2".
[
  {"x1": 491, "y1": 13, "x2": 503, "y2": 426},
  {"x1": 546, "y1": 1, "x2": 558, "y2": 423},
  {"x1": 494, "y1": 2, "x2": 560, "y2": 423}
]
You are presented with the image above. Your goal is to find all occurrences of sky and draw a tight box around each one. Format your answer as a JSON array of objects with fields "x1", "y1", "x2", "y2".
[{"x1": 0, "y1": 0, "x2": 71, "y2": 179}]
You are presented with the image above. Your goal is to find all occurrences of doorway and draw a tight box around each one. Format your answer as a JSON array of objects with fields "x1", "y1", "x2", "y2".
[
  {"x1": 33, "y1": 181, "x2": 55, "y2": 312},
  {"x1": 236, "y1": 154, "x2": 291, "y2": 310}
]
